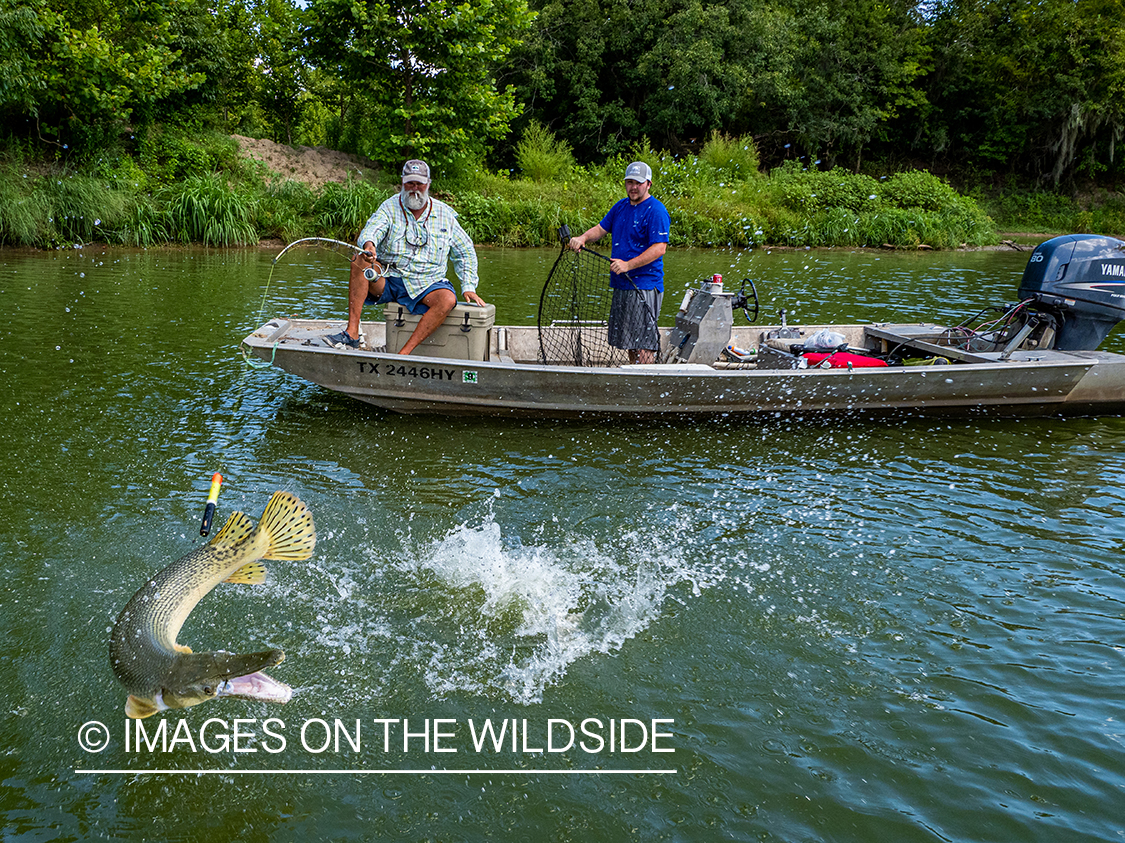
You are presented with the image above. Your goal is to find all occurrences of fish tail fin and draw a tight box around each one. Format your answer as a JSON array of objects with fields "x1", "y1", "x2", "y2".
[
  {"x1": 257, "y1": 491, "x2": 316, "y2": 561},
  {"x1": 209, "y1": 511, "x2": 254, "y2": 546},
  {"x1": 224, "y1": 561, "x2": 268, "y2": 585}
]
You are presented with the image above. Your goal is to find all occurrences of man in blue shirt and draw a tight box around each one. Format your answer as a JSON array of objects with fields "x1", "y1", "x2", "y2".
[
  {"x1": 324, "y1": 159, "x2": 486, "y2": 355},
  {"x1": 568, "y1": 161, "x2": 670, "y2": 363}
]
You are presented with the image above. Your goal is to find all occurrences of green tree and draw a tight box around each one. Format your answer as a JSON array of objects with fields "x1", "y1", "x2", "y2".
[
  {"x1": 252, "y1": 0, "x2": 308, "y2": 144},
  {"x1": 773, "y1": 0, "x2": 928, "y2": 169},
  {"x1": 501, "y1": 0, "x2": 667, "y2": 160},
  {"x1": 503, "y1": 0, "x2": 927, "y2": 167},
  {"x1": 304, "y1": 0, "x2": 534, "y2": 172},
  {"x1": 0, "y1": 0, "x2": 203, "y2": 149},
  {"x1": 636, "y1": 0, "x2": 753, "y2": 147},
  {"x1": 0, "y1": 0, "x2": 44, "y2": 120},
  {"x1": 921, "y1": 0, "x2": 1125, "y2": 184},
  {"x1": 155, "y1": 0, "x2": 261, "y2": 128}
]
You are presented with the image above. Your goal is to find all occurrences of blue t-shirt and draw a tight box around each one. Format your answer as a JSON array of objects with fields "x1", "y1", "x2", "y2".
[{"x1": 600, "y1": 196, "x2": 671, "y2": 291}]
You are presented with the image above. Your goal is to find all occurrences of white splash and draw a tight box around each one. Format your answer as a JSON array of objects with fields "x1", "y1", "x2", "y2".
[{"x1": 397, "y1": 515, "x2": 721, "y2": 705}]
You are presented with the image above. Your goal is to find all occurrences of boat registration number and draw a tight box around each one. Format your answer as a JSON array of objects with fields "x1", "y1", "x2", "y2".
[{"x1": 357, "y1": 361, "x2": 458, "y2": 381}]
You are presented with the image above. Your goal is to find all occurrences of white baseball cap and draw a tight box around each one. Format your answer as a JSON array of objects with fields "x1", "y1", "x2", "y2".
[{"x1": 625, "y1": 161, "x2": 652, "y2": 182}]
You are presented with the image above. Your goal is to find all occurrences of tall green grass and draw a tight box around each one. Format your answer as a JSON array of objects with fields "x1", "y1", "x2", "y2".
[
  {"x1": 256, "y1": 180, "x2": 317, "y2": 242},
  {"x1": 0, "y1": 158, "x2": 133, "y2": 247},
  {"x1": 974, "y1": 188, "x2": 1125, "y2": 236},
  {"x1": 314, "y1": 179, "x2": 387, "y2": 239},
  {"x1": 118, "y1": 196, "x2": 169, "y2": 248},
  {"x1": 161, "y1": 174, "x2": 257, "y2": 246},
  {"x1": 0, "y1": 127, "x2": 1035, "y2": 250},
  {"x1": 0, "y1": 164, "x2": 47, "y2": 245}
]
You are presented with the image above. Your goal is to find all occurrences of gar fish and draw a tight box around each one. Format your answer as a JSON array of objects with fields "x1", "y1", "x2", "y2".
[{"x1": 109, "y1": 491, "x2": 316, "y2": 719}]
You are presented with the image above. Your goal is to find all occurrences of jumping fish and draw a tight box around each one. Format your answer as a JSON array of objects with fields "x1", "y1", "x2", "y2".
[{"x1": 109, "y1": 491, "x2": 316, "y2": 719}]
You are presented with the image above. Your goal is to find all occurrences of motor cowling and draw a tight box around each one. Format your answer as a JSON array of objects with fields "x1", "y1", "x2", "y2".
[{"x1": 1017, "y1": 234, "x2": 1125, "y2": 350}]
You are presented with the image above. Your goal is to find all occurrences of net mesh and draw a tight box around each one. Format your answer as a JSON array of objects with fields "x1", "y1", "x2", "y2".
[{"x1": 536, "y1": 247, "x2": 629, "y2": 367}]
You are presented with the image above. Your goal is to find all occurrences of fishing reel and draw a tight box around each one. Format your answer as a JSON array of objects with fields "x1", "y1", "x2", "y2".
[{"x1": 729, "y1": 277, "x2": 760, "y2": 324}]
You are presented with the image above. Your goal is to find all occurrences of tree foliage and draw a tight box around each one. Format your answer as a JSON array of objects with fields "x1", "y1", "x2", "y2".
[
  {"x1": 0, "y1": 0, "x2": 1122, "y2": 187},
  {"x1": 501, "y1": 0, "x2": 927, "y2": 168},
  {"x1": 920, "y1": 0, "x2": 1125, "y2": 185},
  {"x1": 0, "y1": 0, "x2": 203, "y2": 147},
  {"x1": 304, "y1": 0, "x2": 534, "y2": 173}
]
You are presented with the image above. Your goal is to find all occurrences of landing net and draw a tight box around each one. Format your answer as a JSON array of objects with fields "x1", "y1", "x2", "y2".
[{"x1": 537, "y1": 247, "x2": 629, "y2": 367}]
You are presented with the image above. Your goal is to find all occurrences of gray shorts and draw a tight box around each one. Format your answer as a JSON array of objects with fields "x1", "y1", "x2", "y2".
[{"x1": 608, "y1": 288, "x2": 662, "y2": 351}]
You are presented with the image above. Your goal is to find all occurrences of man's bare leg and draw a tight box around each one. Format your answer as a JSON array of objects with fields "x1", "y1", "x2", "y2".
[
  {"x1": 398, "y1": 287, "x2": 457, "y2": 355},
  {"x1": 342, "y1": 258, "x2": 383, "y2": 341}
]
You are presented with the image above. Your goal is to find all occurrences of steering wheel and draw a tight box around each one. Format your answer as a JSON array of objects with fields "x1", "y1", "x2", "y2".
[{"x1": 730, "y1": 277, "x2": 760, "y2": 324}]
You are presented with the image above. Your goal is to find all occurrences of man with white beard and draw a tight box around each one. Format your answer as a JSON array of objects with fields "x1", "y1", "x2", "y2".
[{"x1": 324, "y1": 159, "x2": 486, "y2": 354}]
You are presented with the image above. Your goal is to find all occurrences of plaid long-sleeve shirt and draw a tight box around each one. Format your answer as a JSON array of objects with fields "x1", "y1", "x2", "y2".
[{"x1": 357, "y1": 193, "x2": 479, "y2": 298}]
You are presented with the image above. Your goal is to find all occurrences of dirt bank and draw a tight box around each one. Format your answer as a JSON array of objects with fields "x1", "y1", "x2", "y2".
[{"x1": 232, "y1": 135, "x2": 380, "y2": 189}]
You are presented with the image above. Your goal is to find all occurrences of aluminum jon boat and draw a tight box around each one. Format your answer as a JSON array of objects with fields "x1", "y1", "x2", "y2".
[{"x1": 241, "y1": 234, "x2": 1125, "y2": 419}]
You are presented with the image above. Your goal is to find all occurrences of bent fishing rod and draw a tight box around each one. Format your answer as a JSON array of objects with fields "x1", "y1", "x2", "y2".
[{"x1": 273, "y1": 236, "x2": 389, "y2": 281}]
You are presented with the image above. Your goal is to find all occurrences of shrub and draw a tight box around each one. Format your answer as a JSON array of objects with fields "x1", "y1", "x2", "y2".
[
  {"x1": 1091, "y1": 196, "x2": 1125, "y2": 236},
  {"x1": 516, "y1": 122, "x2": 576, "y2": 183},
  {"x1": 137, "y1": 125, "x2": 245, "y2": 183},
  {"x1": 881, "y1": 170, "x2": 962, "y2": 212},
  {"x1": 455, "y1": 192, "x2": 518, "y2": 243},
  {"x1": 772, "y1": 163, "x2": 882, "y2": 214},
  {"x1": 699, "y1": 131, "x2": 761, "y2": 181},
  {"x1": 649, "y1": 153, "x2": 715, "y2": 198}
]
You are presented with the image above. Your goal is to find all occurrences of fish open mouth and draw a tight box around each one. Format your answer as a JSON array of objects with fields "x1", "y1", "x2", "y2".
[{"x1": 217, "y1": 671, "x2": 293, "y2": 704}]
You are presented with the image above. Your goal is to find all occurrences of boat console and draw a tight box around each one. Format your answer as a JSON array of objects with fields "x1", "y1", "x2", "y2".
[{"x1": 663, "y1": 279, "x2": 734, "y2": 363}]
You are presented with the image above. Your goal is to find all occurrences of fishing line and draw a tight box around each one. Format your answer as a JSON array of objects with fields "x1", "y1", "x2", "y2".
[
  {"x1": 204, "y1": 237, "x2": 371, "y2": 519},
  {"x1": 254, "y1": 237, "x2": 366, "y2": 331},
  {"x1": 242, "y1": 237, "x2": 387, "y2": 370}
]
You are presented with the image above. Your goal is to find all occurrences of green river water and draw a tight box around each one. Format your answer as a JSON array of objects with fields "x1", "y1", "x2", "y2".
[{"x1": 1, "y1": 243, "x2": 1123, "y2": 841}]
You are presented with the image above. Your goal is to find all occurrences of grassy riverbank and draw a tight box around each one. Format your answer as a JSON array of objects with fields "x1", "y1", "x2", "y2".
[{"x1": 1, "y1": 128, "x2": 1122, "y2": 251}]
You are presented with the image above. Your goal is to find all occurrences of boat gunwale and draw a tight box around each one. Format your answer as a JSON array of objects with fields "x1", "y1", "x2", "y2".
[
  {"x1": 242, "y1": 320, "x2": 1105, "y2": 379},
  {"x1": 240, "y1": 318, "x2": 1125, "y2": 418}
]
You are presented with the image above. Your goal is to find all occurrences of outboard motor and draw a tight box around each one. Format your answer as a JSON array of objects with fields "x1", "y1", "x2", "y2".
[{"x1": 1018, "y1": 234, "x2": 1125, "y2": 350}]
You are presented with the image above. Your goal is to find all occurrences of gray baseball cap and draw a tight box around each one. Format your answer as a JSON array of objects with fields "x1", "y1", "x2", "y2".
[
  {"x1": 625, "y1": 161, "x2": 652, "y2": 182},
  {"x1": 402, "y1": 159, "x2": 431, "y2": 183}
]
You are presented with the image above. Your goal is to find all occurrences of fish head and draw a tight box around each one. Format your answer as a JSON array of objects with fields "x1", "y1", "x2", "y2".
[{"x1": 124, "y1": 648, "x2": 293, "y2": 719}]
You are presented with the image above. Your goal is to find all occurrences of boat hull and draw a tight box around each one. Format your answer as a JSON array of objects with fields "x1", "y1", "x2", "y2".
[{"x1": 242, "y1": 320, "x2": 1125, "y2": 419}]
